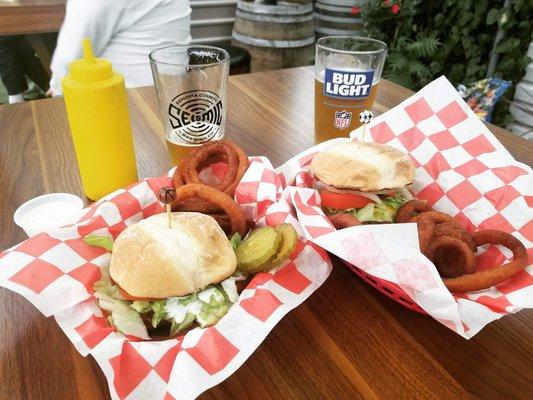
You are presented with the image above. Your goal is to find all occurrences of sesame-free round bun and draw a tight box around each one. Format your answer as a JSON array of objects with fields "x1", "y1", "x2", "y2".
[
  {"x1": 310, "y1": 141, "x2": 415, "y2": 192},
  {"x1": 110, "y1": 212, "x2": 237, "y2": 298}
]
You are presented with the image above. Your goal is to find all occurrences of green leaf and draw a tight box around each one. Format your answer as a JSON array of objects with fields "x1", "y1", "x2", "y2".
[
  {"x1": 406, "y1": 35, "x2": 440, "y2": 58},
  {"x1": 486, "y1": 8, "x2": 499, "y2": 25},
  {"x1": 83, "y1": 235, "x2": 113, "y2": 251},
  {"x1": 150, "y1": 300, "x2": 167, "y2": 328},
  {"x1": 131, "y1": 301, "x2": 151, "y2": 313},
  {"x1": 229, "y1": 232, "x2": 241, "y2": 251},
  {"x1": 474, "y1": 0, "x2": 488, "y2": 15},
  {"x1": 494, "y1": 38, "x2": 520, "y2": 54},
  {"x1": 170, "y1": 313, "x2": 196, "y2": 336},
  {"x1": 407, "y1": 60, "x2": 430, "y2": 79},
  {"x1": 388, "y1": 54, "x2": 409, "y2": 71}
]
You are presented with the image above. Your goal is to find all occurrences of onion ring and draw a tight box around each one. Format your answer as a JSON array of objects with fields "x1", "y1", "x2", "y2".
[
  {"x1": 171, "y1": 141, "x2": 249, "y2": 214},
  {"x1": 433, "y1": 222, "x2": 476, "y2": 252},
  {"x1": 172, "y1": 184, "x2": 247, "y2": 237},
  {"x1": 223, "y1": 141, "x2": 249, "y2": 195},
  {"x1": 396, "y1": 200, "x2": 432, "y2": 223},
  {"x1": 172, "y1": 140, "x2": 249, "y2": 197},
  {"x1": 415, "y1": 211, "x2": 454, "y2": 253},
  {"x1": 329, "y1": 213, "x2": 361, "y2": 229},
  {"x1": 182, "y1": 142, "x2": 239, "y2": 191},
  {"x1": 443, "y1": 230, "x2": 528, "y2": 293},
  {"x1": 426, "y1": 236, "x2": 477, "y2": 278}
]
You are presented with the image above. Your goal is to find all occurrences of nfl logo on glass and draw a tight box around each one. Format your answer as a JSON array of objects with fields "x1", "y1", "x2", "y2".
[{"x1": 334, "y1": 110, "x2": 352, "y2": 130}]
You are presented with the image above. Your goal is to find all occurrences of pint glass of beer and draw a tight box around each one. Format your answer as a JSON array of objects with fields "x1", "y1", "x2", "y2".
[
  {"x1": 315, "y1": 36, "x2": 387, "y2": 143},
  {"x1": 150, "y1": 45, "x2": 230, "y2": 164}
]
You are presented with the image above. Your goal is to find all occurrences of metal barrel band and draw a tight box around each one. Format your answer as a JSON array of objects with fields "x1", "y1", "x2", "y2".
[
  {"x1": 232, "y1": 32, "x2": 315, "y2": 48},
  {"x1": 236, "y1": 9, "x2": 313, "y2": 23}
]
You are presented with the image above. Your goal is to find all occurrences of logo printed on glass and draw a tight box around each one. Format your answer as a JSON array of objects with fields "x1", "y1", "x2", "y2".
[
  {"x1": 334, "y1": 111, "x2": 352, "y2": 130},
  {"x1": 168, "y1": 90, "x2": 223, "y2": 144},
  {"x1": 323, "y1": 69, "x2": 375, "y2": 99}
]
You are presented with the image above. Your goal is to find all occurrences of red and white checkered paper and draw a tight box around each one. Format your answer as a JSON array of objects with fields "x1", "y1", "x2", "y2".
[
  {"x1": 0, "y1": 158, "x2": 332, "y2": 400},
  {"x1": 276, "y1": 76, "x2": 532, "y2": 339}
]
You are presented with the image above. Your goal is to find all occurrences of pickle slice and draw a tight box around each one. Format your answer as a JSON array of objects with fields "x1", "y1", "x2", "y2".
[
  {"x1": 263, "y1": 224, "x2": 298, "y2": 271},
  {"x1": 236, "y1": 227, "x2": 281, "y2": 273}
]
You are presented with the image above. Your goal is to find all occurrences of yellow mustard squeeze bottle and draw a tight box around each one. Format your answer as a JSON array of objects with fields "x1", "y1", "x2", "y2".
[{"x1": 62, "y1": 38, "x2": 137, "y2": 200}]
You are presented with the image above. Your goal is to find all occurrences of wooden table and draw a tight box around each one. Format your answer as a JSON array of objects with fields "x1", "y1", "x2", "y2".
[
  {"x1": 0, "y1": 0, "x2": 65, "y2": 36},
  {"x1": 1, "y1": 67, "x2": 532, "y2": 399}
]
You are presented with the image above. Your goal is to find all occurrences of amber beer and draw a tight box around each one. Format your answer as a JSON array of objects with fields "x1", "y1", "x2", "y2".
[
  {"x1": 165, "y1": 140, "x2": 195, "y2": 165},
  {"x1": 314, "y1": 36, "x2": 387, "y2": 143},
  {"x1": 315, "y1": 77, "x2": 380, "y2": 143}
]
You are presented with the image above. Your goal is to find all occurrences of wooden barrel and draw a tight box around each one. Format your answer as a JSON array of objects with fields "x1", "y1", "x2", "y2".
[
  {"x1": 231, "y1": 1, "x2": 315, "y2": 71},
  {"x1": 315, "y1": 0, "x2": 363, "y2": 38}
]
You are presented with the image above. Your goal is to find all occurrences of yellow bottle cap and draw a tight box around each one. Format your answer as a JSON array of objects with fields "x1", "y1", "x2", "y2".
[{"x1": 68, "y1": 38, "x2": 113, "y2": 82}]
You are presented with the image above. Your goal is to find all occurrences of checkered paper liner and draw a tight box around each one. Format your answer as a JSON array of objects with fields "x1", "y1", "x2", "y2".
[
  {"x1": 0, "y1": 158, "x2": 332, "y2": 400},
  {"x1": 276, "y1": 76, "x2": 532, "y2": 339}
]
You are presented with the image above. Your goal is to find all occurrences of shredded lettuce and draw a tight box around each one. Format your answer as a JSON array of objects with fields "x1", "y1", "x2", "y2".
[
  {"x1": 131, "y1": 300, "x2": 151, "y2": 313},
  {"x1": 198, "y1": 286, "x2": 226, "y2": 305},
  {"x1": 108, "y1": 301, "x2": 151, "y2": 340},
  {"x1": 197, "y1": 302, "x2": 230, "y2": 328},
  {"x1": 150, "y1": 300, "x2": 167, "y2": 328},
  {"x1": 327, "y1": 191, "x2": 408, "y2": 223},
  {"x1": 93, "y1": 271, "x2": 123, "y2": 300},
  {"x1": 170, "y1": 312, "x2": 196, "y2": 337},
  {"x1": 221, "y1": 276, "x2": 242, "y2": 303},
  {"x1": 83, "y1": 235, "x2": 114, "y2": 251},
  {"x1": 93, "y1": 271, "x2": 241, "y2": 338},
  {"x1": 356, "y1": 204, "x2": 375, "y2": 221},
  {"x1": 230, "y1": 232, "x2": 242, "y2": 251},
  {"x1": 94, "y1": 291, "x2": 150, "y2": 340}
]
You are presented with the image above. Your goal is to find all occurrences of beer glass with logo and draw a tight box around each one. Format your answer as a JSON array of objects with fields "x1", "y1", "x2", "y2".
[
  {"x1": 150, "y1": 45, "x2": 230, "y2": 164},
  {"x1": 315, "y1": 36, "x2": 387, "y2": 143}
]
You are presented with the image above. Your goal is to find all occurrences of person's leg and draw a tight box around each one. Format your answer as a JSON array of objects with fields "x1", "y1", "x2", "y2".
[
  {"x1": 17, "y1": 36, "x2": 50, "y2": 92},
  {"x1": 0, "y1": 36, "x2": 29, "y2": 103}
]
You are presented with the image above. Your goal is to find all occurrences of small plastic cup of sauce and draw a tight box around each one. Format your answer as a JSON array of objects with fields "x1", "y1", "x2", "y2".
[{"x1": 13, "y1": 193, "x2": 84, "y2": 237}]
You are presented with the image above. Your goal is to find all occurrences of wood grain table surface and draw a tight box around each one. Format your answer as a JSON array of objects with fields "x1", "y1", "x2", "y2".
[
  {"x1": 0, "y1": 0, "x2": 65, "y2": 36},
  {"x1": 0, "y1": 67, "x2": 532, "y2": 399}
]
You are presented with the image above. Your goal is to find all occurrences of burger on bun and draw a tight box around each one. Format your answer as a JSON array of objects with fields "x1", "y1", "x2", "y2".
[
  {"x1": 91, "y1": 212, "x2": 242, "y2": 339},
  {"x1": 310, "y1": 141, "x2": 415, "y2": 224}
]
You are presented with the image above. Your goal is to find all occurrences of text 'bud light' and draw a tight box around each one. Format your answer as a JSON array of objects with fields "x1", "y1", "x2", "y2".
[{"x1": 323, "y1": 69, "x2": 375, "y2": 99}]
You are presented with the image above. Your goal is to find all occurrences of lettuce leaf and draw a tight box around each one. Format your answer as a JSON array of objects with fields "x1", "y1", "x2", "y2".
[
  {"x1": 230, "y1": 232, "x2": 242, "y2": 251},
  {"x1": 93, "y1": 269, "x2": 243, "y2": 338},
  {"x1": 93, "y1": 271, "x2": 123, "y2": 300},
  {"x1": 170, "y1": 312, "x2": 196, "y2": 337},
  {"x1": 197, "y1": 302, "x2": 230, "y2": 328},
  {"x1": 131, "y1": 300, "x2": 151, "y2": 313},
  {"x1": 198, "y1": 286, "x2": 226, "y2": 305},
  {"x1": 150, "y1": 300, "x2": 167, "y2": 328},
  {"x1": 109, "y1": 301, "x2": 150, "y2": 340},
  {"x1": 94, "y1": 291, "x2": 150, "y2": 340},
  {"x1": 356, "y1": 204, "x2": 375, "y2": 222},
  {"x1": 327, "y1": 191, "x2": 409, "y2": 223},
  {"x1": 83, "y1": 235, "x2": 114, "y2": 251}
]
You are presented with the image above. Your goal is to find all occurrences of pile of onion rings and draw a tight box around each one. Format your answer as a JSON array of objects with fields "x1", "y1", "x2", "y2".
[
  {"x1": 396, "y1": 200, "x2": 528, "y2": 292},
  {"x1": 172, "y1": 140, "x2": 249, "y2": 214},
  {"x1": 170, "y1": 140, "x2": 251, "y2": 237}
]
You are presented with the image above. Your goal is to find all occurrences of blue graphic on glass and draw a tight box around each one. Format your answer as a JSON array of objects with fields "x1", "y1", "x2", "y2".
[{"x1": 323, "y1": 69, "x2": 375, "y2": 100}]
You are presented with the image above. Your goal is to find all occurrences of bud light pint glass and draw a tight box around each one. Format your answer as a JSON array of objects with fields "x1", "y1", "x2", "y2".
[{"x1": 315, "y1": 36, "x2": 387, "y2": 143}]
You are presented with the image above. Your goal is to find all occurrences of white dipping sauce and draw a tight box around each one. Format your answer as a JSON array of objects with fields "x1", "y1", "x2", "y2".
[
  {"x1": 14, "y1": 193, "x2": 84, "y2": 236},
  {"x1": 18, "y1": 200, "x2": 81, "y2": 230}
]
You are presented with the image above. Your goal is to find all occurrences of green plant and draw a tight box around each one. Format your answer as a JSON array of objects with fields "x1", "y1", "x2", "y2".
[{"x1": 361, "y1": 0, "x2": 533, "y2": 125}]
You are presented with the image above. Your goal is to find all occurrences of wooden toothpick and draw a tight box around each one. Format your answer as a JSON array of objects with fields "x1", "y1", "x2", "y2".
[
  {"x1": 358, "y1": 110, "x2": 373, "y2": 143},
  {"x1": 159, "y1": 186, "x2": 177, "y2": 229}
]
